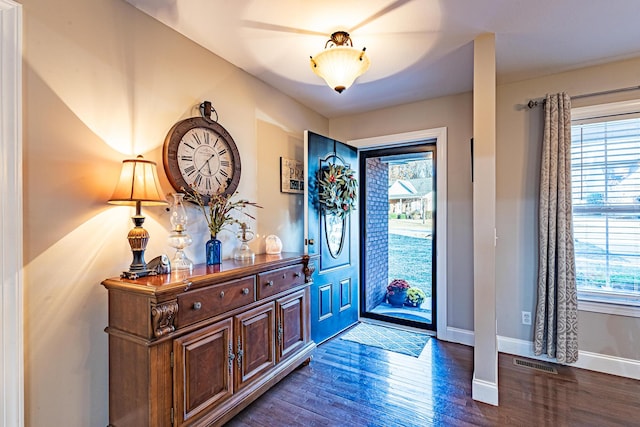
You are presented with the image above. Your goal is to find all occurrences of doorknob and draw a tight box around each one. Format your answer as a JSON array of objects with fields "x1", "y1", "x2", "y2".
[{"x1": 306, "y1": 239, "x2": 315, "y2": 245}]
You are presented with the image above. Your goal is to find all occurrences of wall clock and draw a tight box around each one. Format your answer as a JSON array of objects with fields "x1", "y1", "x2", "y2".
[{"x1": 163, "y1": 101, "x2": 241, "y2": 201}]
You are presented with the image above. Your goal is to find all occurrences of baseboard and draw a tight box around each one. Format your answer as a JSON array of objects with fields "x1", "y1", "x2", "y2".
[
  {"x1": 497, "y1": 335, "x2": 640, "y2": 380},
  {"x1": 439, "y1": 326, "x2": 475, "y2": 346},
  {"x1": 471, "y1": 374, "x2": 499, "y2": 406},
  {"x1": 437, "y1": 330, "x2": 640, "y2": 380}
]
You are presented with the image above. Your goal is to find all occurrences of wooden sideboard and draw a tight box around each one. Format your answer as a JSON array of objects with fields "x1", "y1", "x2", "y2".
[{"x1": 102, "y1": 253, "x2": 316, "y2": 427}]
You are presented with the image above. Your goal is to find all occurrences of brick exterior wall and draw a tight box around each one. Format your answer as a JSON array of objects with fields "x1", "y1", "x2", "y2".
[{"x1": 364, "y1": 157, "x2": 389, "y2": 311}]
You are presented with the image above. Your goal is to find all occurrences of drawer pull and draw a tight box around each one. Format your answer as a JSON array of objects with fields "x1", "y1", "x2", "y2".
[
  {"x1": 266, "y1": 280, "x2": 274, "y2": 287},
  {"x1": 242, "y1": 288, "x2": 250, "y2": 295},
  {"x1": 293, "y1": 272, "x2": 301, "y2": 278},
  {"x1": 228, "y1": 343, "x2": 235, "y2": 374},
  {"x1": 282, "y1": 274, "x2": 286, "y2": 279},
  {"x1": 192, "y1": 302, "x2": 202, "y2": 310},
  {"x1": 237, "y1": 337, "x2": 243, "y2": 368},
  {"x1": 219, "y1": 291, "x2": 225, "y2": 298}
]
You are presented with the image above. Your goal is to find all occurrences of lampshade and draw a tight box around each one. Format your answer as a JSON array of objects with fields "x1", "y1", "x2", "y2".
[
  {"x1": 310, "y1": 31, "x2": 370, "y2": 93},
  {"x1": 108, "y1": 155, "x2": 167, "y2": 207},
  {"x1": 108, "y1": 155, "x2": 167, "y2": 279}
]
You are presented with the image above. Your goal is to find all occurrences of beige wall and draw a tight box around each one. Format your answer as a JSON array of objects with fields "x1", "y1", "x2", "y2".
[
  {"x1": 20, "y1": 0, "x2": 326, "y2": 425},
  {"x1": 330, "y1": 92, "x2": 475, "y2": 331},
  {"x1": 497, "y1": 57, "x2": 640, "y2": 360},
  {"x1": 18, "y1": 0, "x2": 640, "y2": 425},
  {"x1": 332, "y1": 54, "x2": 640, "y2": 363}
]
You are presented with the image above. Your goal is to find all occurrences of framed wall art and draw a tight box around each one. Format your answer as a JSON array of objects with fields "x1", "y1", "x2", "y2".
[{"x1": 280, "y1": 157, "x2": 304, "y2": 194}]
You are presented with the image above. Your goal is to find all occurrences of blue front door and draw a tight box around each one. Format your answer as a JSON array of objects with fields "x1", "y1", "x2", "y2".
[{"x1": 304, "y1": 131, "x2": 359, "y2": 344}]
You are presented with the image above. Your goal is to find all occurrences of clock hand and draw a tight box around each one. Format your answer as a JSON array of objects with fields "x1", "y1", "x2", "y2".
[{"x1": 197, "y1": 153, "x2": 216, "y2": 174}]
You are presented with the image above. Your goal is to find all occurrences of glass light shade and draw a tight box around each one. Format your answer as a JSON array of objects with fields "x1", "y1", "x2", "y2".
[
  {"x1": 310, "y1": 46, "x2": 370, "y2": 93},
  {"x1": 168, "y1": 192, "x2": 193, "y2": 271},
  {"x1": 108, "y1": 155, "x2": 167, "y2": 207},
  {"x1": 170, "y1": 193, "x2": 188, "y2": 232}
]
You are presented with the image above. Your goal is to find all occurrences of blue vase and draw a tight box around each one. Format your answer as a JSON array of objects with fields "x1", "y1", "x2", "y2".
[{"x1": 206, "y1": 235, "x2": 222, "y2": 265}]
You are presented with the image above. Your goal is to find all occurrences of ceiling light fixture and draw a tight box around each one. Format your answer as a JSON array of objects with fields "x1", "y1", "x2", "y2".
[{"x1": 310, "y1": 31, "x2": 370, "y2": 94}]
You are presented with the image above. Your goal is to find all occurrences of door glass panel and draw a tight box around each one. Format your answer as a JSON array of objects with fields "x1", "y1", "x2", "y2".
[
  {"x1": 361, "y1": 146, "x2": 435, "y2": 329},
  {"x1": 324, "y1": 213, "x2": 346, "y2": 258}
]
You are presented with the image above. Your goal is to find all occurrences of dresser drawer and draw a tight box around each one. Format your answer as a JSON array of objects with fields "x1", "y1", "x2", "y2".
[
  {"x1": 257, "y1": 264, "x2": 305, "y2": 299},
  {"x1": 177, "y1": 276, "x2": 256, "y2": 327}
]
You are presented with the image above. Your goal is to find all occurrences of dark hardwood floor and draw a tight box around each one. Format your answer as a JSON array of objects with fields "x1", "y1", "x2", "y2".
[{"x1": 227, "y1": 326, "x2": 640, "y2": 426}]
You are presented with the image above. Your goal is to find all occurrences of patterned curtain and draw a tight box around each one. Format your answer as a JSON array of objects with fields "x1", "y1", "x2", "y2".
[{"x1": 534, "y1": 92, "x2": 579, "y2": 363}]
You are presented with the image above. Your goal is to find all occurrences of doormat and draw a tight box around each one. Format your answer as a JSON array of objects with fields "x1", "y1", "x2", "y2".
[{"x1": 339, "y1": 322, "x2": 430, "y2": 357}]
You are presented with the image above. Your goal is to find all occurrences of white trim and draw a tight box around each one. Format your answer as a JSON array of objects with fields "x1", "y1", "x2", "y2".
[
  {"x1": 572, "y1": 98, "x2": 640, "y2": 121},
  {"x1": 303, "y1": 131, "x2": 310, "y2": 256},
  {"x1": 418, "y1": 330, "x2": 640, "y2": 380},
  {"x1": 471, "y1": 374, "x2": 499, "y2": 406},
  {"x1": 578, "y1": 299, "x2": 640, "y2": 318},
  {"x1": 348, "y1": 128, "x2": 443, "y2": 150},
  {"x1": 497, "y1": 336, "x2": 640, "y2": 380},
  {"x1": 576, "y1": 350, "x2": 640, "y2": 380},
  {"x1": 0, "y1": 1, "x2": 24, "y2": 426},
  {"x1": 444, "y1": 326, "x2": 475, "y2": 347},
  {"x1": 347, "y1": 127, "x2": 448, "y2": 340}
]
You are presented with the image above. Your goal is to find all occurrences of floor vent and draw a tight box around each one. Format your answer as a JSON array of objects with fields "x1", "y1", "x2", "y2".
[{"x1": 513, "y1": 357, "x2": 558, "y2": 374}]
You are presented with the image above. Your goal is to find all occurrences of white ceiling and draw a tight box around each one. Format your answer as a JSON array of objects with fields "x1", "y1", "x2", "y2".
[{"x1": 126, "y1": 0, "x2": 640, "y2": 118}]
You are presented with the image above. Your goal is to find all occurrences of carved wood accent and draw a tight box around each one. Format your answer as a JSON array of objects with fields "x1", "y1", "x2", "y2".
[
  {"x1": 303, "y1": 256, "x2": 316, "y2": 283},
  {"x1": 151, "y1": 301, "x2": 178, "y2": 338}
]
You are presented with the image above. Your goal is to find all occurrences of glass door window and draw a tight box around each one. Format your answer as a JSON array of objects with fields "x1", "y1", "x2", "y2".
[{"x1": 359, "y1": 144, "x2": 436, "y2": 330}]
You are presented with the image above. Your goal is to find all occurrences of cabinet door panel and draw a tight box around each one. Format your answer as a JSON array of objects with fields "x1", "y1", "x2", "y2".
[
  {"x1": 276, "y1": 289, "x2": 308, "y2": 362},
  {"x1": 234, "y1": 303, "x2": 275, "y2": 389},
  {"x1": 173, "y1": 318, "x2": 233, "y2": 425}
]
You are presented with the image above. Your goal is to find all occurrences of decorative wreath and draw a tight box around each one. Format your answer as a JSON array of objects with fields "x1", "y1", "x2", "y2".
[{"x1": 318, "y1": 163, "x2": 358, "y2": 217}]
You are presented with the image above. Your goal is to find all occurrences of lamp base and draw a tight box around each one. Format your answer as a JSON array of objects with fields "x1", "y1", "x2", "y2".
[
  {"x1": 121, "y1": 268, "x2": 155, "y2": 280},
  {"x1": 122, "y1": 254, "x2": 171, "y2": 279},
  {"x1": 123, "y1": 219, "x2": 152, "y2": 280}
]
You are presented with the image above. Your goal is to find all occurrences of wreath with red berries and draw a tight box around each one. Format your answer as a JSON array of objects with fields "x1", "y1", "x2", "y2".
[{"x1": 317, "y1": 163, "x2": 358, "y2": 218}]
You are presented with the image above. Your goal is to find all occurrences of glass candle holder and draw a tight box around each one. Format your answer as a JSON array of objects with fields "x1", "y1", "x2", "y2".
[
  {"x1": 234, "y1": 223, "x2": 255, "y2": 262},
  {"x1": 167, "y1": 193, "x2": 193, "y2": 271}
]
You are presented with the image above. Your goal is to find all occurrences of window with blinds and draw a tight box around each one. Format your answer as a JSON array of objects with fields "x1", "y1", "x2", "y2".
[{"x1": 571, "y1": 110, "x2": 640, "y2": 307}]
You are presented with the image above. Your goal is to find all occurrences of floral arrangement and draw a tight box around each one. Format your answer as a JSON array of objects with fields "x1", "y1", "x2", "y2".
[
  {"x1": 386, "y1": 278, "x2": 410, "y2": 296},
  {"x1": 405, "y1": 288, "x2": 426, "y2": 306},
  {"x1": 183, "y1": 189, "x2": 262, "y2": 237},
  {"x1": 317, "y1": 163, "x2": 358, "y2": 218}
]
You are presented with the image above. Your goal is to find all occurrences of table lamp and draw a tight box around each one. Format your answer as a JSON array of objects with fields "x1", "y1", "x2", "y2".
[{"x1": 108, "y1": 155, "x2": 168, "y2": 279}]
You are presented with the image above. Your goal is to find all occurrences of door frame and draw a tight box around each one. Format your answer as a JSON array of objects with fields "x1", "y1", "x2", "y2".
[
  {"x1": 0, "y1": 1, "x2": 24, "y2": 426},
  {"x1": 359, "y1": 143, "x2": 437, "y2": 331},
  {"x1": 348, "y1": 128, "x2": 448, "y2": 340}
]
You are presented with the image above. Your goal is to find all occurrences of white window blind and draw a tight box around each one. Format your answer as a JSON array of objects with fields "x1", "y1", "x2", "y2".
[{"x1": 571, "y1": 112, "x2": 640, "y2": 307}]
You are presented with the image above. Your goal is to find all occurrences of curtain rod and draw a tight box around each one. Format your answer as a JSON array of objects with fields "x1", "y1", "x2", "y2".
[{"x1": 527, "y1": 85, "x2": 640, "y2": 109}]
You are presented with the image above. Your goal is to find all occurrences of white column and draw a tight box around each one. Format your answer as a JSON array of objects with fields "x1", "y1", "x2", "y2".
[{"x1": 472, "y1": 33, "x2": 498, "y2": 406}]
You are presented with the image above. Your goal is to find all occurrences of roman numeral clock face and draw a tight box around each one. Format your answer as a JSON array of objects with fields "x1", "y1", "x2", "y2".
[
  {"x1": 178, "y1": 127, "x2": 233, "y2": 194},
  {"x1": 163, "y1": 117, "x2": 241, "y2": 201}
]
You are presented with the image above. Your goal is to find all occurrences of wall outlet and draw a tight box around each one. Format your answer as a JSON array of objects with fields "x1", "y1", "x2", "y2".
[{"x1": 522, "y1": 311, "x2": 532, "y2": 325}]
